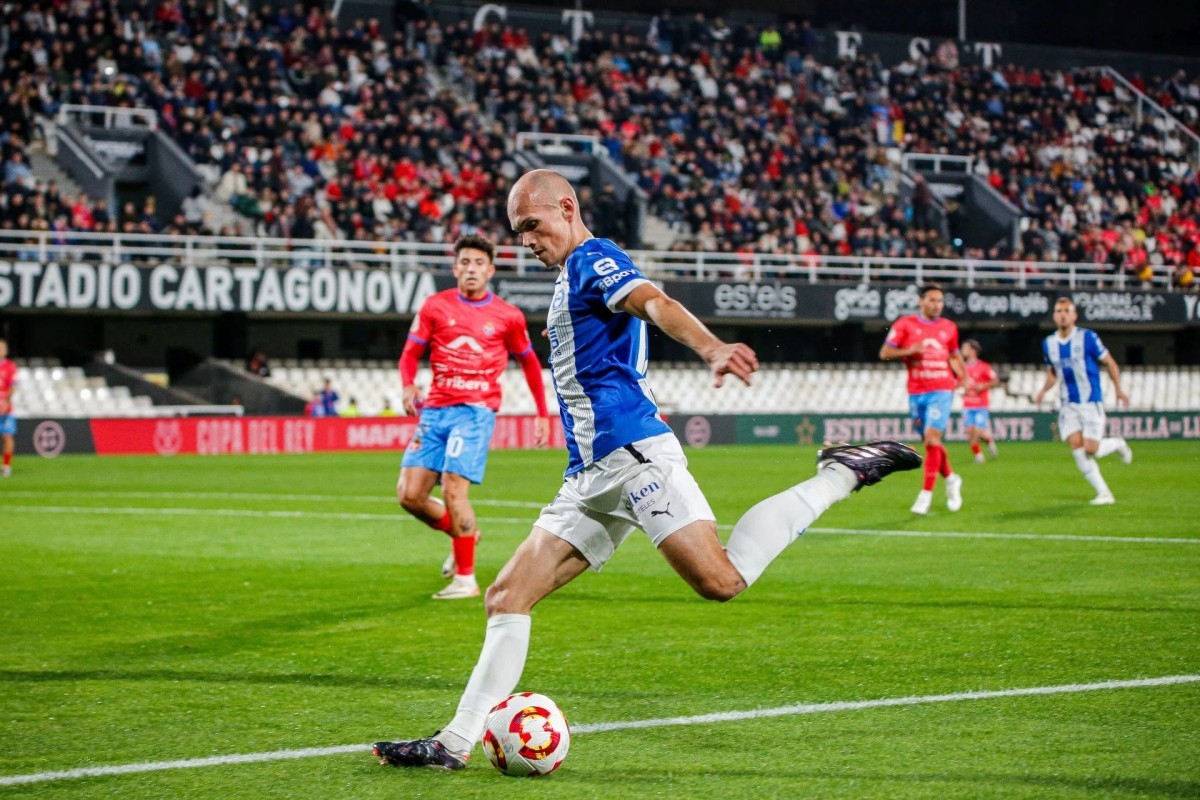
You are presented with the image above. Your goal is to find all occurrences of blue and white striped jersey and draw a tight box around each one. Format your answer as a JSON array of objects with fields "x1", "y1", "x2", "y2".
[
  {"x1": 547, "y1": 238, "x2": 671, "y2": 476},
  {"x1": 1042, "y1": 327, "x2": 1108, "y2": 404}
]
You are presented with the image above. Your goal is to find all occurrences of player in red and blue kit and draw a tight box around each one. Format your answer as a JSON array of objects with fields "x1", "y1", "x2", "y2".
[
  {"x1": 0, "y1": 339, "x2": 16, "y2": 477},
  {"x1": 960, "y1": 339, "x2": 1000, "y2": 464},
  {"x1": 880, "y1": 284, "x2": 967, "y2": 515},
  {"x1": 397, "y1": 234, "x2": 550, "y2": 600}
]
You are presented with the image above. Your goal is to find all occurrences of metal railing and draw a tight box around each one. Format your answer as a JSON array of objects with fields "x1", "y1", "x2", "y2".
[
  {"x1": 901, "y1": 153, "x2": 975, "y2": 175},
  {"x1": 0, "y1": 229, "x2": 1180, "y2": 291},
  {"x1": 1088, "y1": 67, "x2": 1200, "y2": 165},
  {"x1": 56, "y1": 104, "x2": 158, "y2": 131},
  {"x1": 514, "y1": 132, "x2": 602, "y2": 155}
]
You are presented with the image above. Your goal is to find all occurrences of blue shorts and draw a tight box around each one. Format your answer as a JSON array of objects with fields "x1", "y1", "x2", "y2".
[
  {"x1": 401, "y1": 405, "x2": 496, "y2": 484},
  {"x1": 909, "y1": 390, "x2": 954, "y2": 434},
  {"x1": 962, "y1": 408, "x2": 990, "y2": 430},
  {"x1": 0, "y1": 414, "x2": 15, "y2": 436}
]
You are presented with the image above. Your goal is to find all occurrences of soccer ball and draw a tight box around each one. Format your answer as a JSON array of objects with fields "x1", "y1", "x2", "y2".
[{"x1": 481, "y1": 692, "x2": 571, "y2": 777}]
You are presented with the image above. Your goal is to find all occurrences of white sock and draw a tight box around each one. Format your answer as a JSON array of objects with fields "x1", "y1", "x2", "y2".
[
  {"x1": 1072, "y1": 447, "x2": 1111, "y2": 496},
  {"x1": 437, "y1": 613, "x2": 531, "y2": 755},
  {"x1": 725, "y1": 464, "x2": 855, "y2": 588},
  {"x1": 1095, "y1": 438, "x2": 1122, "y2": 459}
]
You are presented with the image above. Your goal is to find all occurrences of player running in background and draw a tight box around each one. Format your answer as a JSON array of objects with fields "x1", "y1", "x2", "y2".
[
  {"x1": 0, "y1": 339, "x2": 15, "y2": 477},
  {"x1": 397, "y1": 233, "x2": 551, "y2": 600},
  {"x1": 318, "y1": 378, "x2": 339, "y2": 416},
  {"x1": 371, "y1": 169, "x2": 920, "y2": 771},
  {"x1": 1033, "y1": 297, "x2": 1132, "y2": 505},
  {"x1": 960, "y1": 339, "x2": 1000, "y2": 464},
  {"x1": 879, "y1": 283, "x2": 967, "y2": 515}
]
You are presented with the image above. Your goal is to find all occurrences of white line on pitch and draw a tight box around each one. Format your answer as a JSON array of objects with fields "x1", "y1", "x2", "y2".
[
  {"x1": 1, "y1": 675, "x2": 1196, "y2": 787},
  {"x1": 6, "y1": 504, "x2": 1200, "y2": 545},
  {"x1": 0, "y1": 489, "x2": 546, "y2": 509},
  {"x1": 804, "y1": 527, "x2": 1200, "y2": 545}
]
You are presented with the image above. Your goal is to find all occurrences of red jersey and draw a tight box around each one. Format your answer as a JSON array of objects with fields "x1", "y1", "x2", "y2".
[
  {"x1": 884, "y1": 315, "x2": 960, "y2": 394},
  {"x1": 962, "y1": 358, "x2": 996, "y2": 409},
  {"x1": 406, "y1": 289, "x2": 534, "y2": 412},
  {"x1": 0, "y1": 359, "x2": 15, "y2": 415}
]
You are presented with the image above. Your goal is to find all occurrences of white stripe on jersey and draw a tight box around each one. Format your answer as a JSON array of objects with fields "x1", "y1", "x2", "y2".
[
  {"x1": 1044, "y1": 328, "x2": 1107, "y2": 404},
  {"x1": 549, "y1": 272, "x2": 597, "y2": 465}
]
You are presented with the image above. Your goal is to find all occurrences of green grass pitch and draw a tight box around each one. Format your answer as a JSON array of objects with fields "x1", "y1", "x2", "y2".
[{"x1": 2, "y1": 442, "x2": 1198, "y2": 799}]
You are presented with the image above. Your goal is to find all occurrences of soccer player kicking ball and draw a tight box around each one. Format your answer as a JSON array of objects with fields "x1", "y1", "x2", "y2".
[
  {"x1": 372, "y1": 169, "x2": 921, "y2": 770},
  {"x1": 960, "y1": 339, "x2": 1000, "y2": 464},
  {"x1": 1033, "y1": 297, "x2": 1132, "y2": 505},
  {"x1": 879, "y1": 283, "x2": 968, "y2": 515},
  {"x1": 397, "y1": 234, "x2": 551, "y2": 599}
]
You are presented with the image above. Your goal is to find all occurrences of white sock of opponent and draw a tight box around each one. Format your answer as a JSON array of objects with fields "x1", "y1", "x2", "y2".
[
  {"x1": 1094, "y1": 438, "x2": 1123, "y2": 459},
  {"x1": 437, "y1": 613, "x2": 531, "y2": 756},
  {"x1": 1072, "y1": 447, "x2": 1111, "y2": 495},
  {"x1": 725, "y1": 464, "x2": 857, "y2": 587}
]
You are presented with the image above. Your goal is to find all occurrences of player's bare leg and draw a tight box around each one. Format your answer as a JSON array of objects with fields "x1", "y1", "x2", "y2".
[
  {"x1": 968, "y1": 427, "x2": 985, "y2": 464},
  {"x1": 985, "y1": 428, "x2": 999, "y2": 459},
  {"x1": 659, "y1": 521, "x2": 747, "y2": 602},
  {"x1": 1, "y1": 434, "x2": 11, "y2": 477},
  {"x1": 397, "y1": 466, "x2": 471, "y2": 584},
  {"x1": 913, "y1": 427, "x2": 961, "y2": 513},
  {"x1": 397, "y1": 466, "x2": 446, "y2": 525},
  {"x1": 433, "y1": 472, "x2": 481, "y2": 599}
]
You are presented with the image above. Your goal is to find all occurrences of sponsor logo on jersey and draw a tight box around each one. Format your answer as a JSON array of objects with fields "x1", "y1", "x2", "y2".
[
  {"x1": 624, "y1": 482, "x2": 662, "y2": 506},
  {"x1": 445, "y1": 335, "x2": 484, "y2": 352},
  {"x1": 592, "y1": 257, "x2": 622, "y2": 276},
  {"x1": 436, "y1": 375, "x2": 491, "y2": 392},
  {"x1": 600, "y1": 269, "x2": 636, "y2": 288}
]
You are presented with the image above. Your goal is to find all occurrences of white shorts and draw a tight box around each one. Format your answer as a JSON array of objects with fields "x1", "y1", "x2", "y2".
[
  {"x1": 1058, "y1": 402, "x2": 1106, "y2": 442},
  {"x1": 534, "y1": 433, "x2": 715, "y2": 571}
]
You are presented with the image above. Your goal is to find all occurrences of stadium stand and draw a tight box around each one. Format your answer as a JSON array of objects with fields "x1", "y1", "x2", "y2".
[
  {"x1": 9, "y1": 357, "x2": 1200, "y2": 419},
  {"x1": 254, "y1": 360, "x2": 1200, "y2": 416},
  {"x1": 448, "y1": 15, "x2": 1199, "y2": 281},
  {"x1": 2, "y1": 1, "x2": 1197, "y2": 290},
  {"x1": 13, "y1": 361, "x2": 158, "y2": 417}
]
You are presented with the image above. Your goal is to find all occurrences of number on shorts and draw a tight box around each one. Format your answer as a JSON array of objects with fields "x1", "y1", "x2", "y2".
[{"x1": 447, "y1": 436, "x2": 464, "y2": 458}]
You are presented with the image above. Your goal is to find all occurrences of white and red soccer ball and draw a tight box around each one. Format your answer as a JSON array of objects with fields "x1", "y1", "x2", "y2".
[{"x1": 481, "y1": 692, "x2": 571, "y2": 777}]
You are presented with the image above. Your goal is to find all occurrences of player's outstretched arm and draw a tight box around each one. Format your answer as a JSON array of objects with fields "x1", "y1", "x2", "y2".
[
  {"x1": 1032, "y1": 366, "x2": 1058, "y2": 405},
  {"x1": 879, "y1": 342, "x2": 919, "y2": 360},
  {"x1": 619, "y1": 283, "x2": 758, "y2": 387},
  {"x1": 397, "y1": 339, "x2": 428, "y2": 415},
  {"x1": 515, "y1": 349, "x2": 552, "y2": 446},
  {"x1": 950, "y1": 351, "x2": 968, "y2": 386},
  {"x1": 1101, "y1": 354, "x2": 1130, "y2": 407}
]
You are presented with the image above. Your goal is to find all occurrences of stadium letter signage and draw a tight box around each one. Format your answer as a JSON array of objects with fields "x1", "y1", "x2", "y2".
[{"x1": 0, "y1": 261, "x2": 447, "y2": 316}]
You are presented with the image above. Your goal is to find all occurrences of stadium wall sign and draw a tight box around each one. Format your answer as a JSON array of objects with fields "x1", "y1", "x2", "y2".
[
  {"x1": 662, "y1": 281, "x2": 1198, "y2": 326},
  {"x1": 0, "y1": 261, "x2": 455, "y2": 315},
  {"x1": 667, "y1": 413, "x2": 1200, "y2": 446},
  {"x1": 14, "y1": 415, "x2": 564, "y2": 457}
]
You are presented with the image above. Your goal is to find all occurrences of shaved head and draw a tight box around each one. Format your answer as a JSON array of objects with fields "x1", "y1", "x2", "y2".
[
  {"x1": 507, "y1": 169, "x2": 577, "y2": 217},
  {"x1": 508, "y1": 169, "x2": 592, "y2": 269}
]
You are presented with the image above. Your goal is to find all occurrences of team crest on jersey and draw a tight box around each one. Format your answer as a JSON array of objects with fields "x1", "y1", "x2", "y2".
[{"x1": 482, "y1": 322, "x2": 496, "y2": 336}]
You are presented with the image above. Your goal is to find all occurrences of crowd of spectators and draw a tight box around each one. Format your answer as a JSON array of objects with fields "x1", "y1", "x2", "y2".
[
  {"x1": 1, "y1": 0, "x2": 517, "y2": 250},
  {"x1": 451, "y1": 12, "x2": 1200, "y2": 285},
  {"x1": 0, "y1": 1, "x2": 1198, "y2": 287}
]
